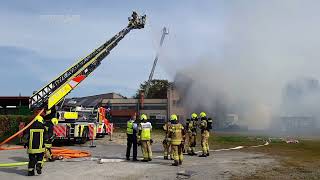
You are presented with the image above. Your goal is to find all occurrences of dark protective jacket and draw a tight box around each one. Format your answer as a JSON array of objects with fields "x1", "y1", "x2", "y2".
[
  {"x1": 200, "y1": 117, "x2": 213, "y2": 133},
  {"x1": 44, "y1": 120, "x2": 54, "y2": 144},
  {"x1": 25, "y1": 121, "x2": 45, "y2": 154},
  {"x1": 186, "y1": 118, "x2": 198, "y2": 135}
]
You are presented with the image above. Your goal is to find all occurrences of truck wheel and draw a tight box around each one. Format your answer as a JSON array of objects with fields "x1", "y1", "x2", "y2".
[{"x1": 80, "y1": 129, "x2": 88, "y2": 144}]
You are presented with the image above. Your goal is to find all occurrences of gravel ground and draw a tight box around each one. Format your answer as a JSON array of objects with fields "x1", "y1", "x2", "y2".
[{"x1": 0, "y1": 133, "x2": 277, "y2": 180}]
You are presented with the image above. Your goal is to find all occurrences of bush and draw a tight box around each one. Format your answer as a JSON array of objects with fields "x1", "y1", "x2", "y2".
[{"x1": 0, "y1": 115, "x2": 32, "y2": 142}]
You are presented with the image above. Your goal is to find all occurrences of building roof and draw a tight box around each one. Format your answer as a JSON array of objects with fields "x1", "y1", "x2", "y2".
[
  {"x1": 64, "y1": 93, "x2": 126, "y2": 107},
  {"x1": 101, "y1": 98, "x2": 167, "y2": 104},
  {"x1": 0, "y1": 96, "x2": 29, "y2": 107}
]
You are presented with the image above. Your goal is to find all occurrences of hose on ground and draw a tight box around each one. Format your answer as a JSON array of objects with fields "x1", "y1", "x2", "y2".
[
  {"x1": 0, "y1": 147, "x2": 91, "y2": 167},
  {"x1": 0, "y1": 162, "x2": 28, "y2": 167}
]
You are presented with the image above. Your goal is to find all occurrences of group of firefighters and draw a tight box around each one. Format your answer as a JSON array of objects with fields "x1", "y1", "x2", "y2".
[
  {"x1": 126, "y1": 112, "x2": 212, "y2": 166},
  {"x1": 22, "y1": 110, "x2": 212, "y2": 176},
  {"x1": 23, "y1": 110, "x2": 58, "y2": 176}
]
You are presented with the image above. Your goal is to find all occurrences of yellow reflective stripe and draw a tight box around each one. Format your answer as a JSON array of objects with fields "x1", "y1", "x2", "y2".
[
  {"x1": 80, "y1": 125, "x2": 84, "y2": 136},
  {"x1": 28, "y1": 148, "x2": 45, "y2": 154},
  {"x1": 29, "y1": 129, "x2": 44, "y2": 154},
  {"x1": 29, "y1": 130, "x2": 33, "y2": 149},
  {"x1": 45, "y1": 143, "x2": 52, "y2": 148},
  {"x1": 40, "y1": 129, "x2": 43, "y2": 151},
  {"x1": 48, "y1": 84, "x2": 72, "y2": 109},
  {"x1": 171, "y1": 140, "x2": 182, "y2": 145}
]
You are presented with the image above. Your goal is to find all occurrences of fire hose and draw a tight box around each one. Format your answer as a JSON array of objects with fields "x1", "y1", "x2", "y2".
[{"x1": 0, "y1": 109, "x2": 44, "y2": 147}]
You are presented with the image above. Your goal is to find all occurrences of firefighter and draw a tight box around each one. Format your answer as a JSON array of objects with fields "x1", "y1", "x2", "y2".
[
  {"x1": 186, "y1": 113, "x2": 198, "y2": 156},
  {"x1": 199, "y1": 112, "x2": 213, "y2": 157},
  {"x1": 126, "y1": 115, "x2": 138, "y2": 161},
  {"x1": 162, "y1": 120, "x2": 172, "y2": 160},
  {"x1": 138, "y1": 114, "x2": 153, "y2": 162},
  {"x1": 169, "y1": 114, "x2": 185, "y2": 166},
  {"x1": 44, "y1": 117, "x2": 58, "y2": 162},
  {"x1": 24, "y1": 115, "x2": 46, "y2": 176}
]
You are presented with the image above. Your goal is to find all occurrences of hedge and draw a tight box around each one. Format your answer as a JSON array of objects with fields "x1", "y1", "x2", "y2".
[{"x1": 0, "y1": 115, "x2": 33, "y2": 142}]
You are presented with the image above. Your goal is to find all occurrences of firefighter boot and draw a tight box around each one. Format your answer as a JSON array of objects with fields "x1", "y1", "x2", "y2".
[
  {"x1": 172, "y1": 160, "x2": 179, "y2": 166},
  {"x1": 179, "y1": 160, "x2": 182, "y2": 165},
  {"x1": 206, "y1": 152, "x2": 210, "y2": 156},
  {"x1": 187, "y1": 150, "x2": 194, "y2": 156},
  {"x1": 199, "y1": 154, "x2": 207, "y2": 157},
  {"x1": 36, "y1": 163, "x2": 42, "y2": 175},
  {"x1": 164, "y1": 156, "x2": 168, "y2": 160},
  {"x1": 27, "y1": 170, "x2": 35, "y2": 176}
]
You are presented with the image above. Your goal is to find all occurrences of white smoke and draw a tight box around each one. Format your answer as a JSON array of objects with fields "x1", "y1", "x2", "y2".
[{"x1": 170, "y1": 1, "x2": 320, "y2": 130}]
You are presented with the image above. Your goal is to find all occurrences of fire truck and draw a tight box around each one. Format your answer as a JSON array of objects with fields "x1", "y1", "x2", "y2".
[
  {"x1": 53, "y1": 107, "x2": 111, "y2": 143},
  {"x1": 28, "y1": 12, "x2": 146, "y2": 143}
]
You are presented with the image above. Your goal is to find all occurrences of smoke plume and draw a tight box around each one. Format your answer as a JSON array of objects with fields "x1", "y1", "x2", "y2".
[{"x1": 171, "y1": 1, "x2": 320, "y2": 131}]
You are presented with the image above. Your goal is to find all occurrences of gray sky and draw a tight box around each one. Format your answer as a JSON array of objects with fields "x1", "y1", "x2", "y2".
[{"x1": 0, "y1": 0, "x2": 225, "y2": 97}]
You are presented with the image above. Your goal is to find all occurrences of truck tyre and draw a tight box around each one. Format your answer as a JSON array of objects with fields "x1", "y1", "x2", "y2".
[{"x1": 80, "y1": 129, "x2": 88, "y2": 144}]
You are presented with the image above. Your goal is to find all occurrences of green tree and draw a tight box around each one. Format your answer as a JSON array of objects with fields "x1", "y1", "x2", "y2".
[{"x1": 134, "y1": 79, "x2": 171, "y2": 99}]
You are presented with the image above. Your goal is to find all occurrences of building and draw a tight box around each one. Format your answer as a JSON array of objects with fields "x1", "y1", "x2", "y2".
[
  {"x1": 280, "y1": 116, "x2": 317, "y2": 133},
  {"x1": 167, "y1": 85, "x2": 187, "y2": 122},
  {"x1": 65, "y1": 93, "x2": 169, "y2": 127},
  {"x1": 0, "y1": 96, "x2": 31, "y2": 115},
  {"x1": 64, "y1": 93, "x2": 125, "y2": 108},
  {"x1": 101, "y1": 98, "x2": 167, "y2": 127}
]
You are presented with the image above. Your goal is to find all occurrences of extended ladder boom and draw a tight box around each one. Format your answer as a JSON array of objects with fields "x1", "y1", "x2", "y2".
[
  {"x1": 30, "y1": 12, "x2": 146, "y2": 110},
  {"x1": 144, "y1": 27, "x2": 168, "y2": 97}
]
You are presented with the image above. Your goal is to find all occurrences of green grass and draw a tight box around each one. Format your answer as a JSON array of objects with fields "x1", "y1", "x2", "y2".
[
  {"x1": 207, "y1": 133, "x2": 266, "y2": 149},
  {"x1": 208, "y1": 133, "x2": 320, "y2": 179}
]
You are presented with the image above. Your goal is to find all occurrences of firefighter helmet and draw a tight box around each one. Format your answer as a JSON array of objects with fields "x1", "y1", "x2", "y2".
[
  {"x1": 191, "y1": 113, "x2": 198, "y2": 119},
  {"x1": 200, "y1": 112, "x2": 207, "y2": 118},
  {"x1": 51, "y1": 118, "x2": 59, "y2": 125},
  {"x1": 140, "y1": 114, "x2": 147, "y2": 121},
  {"x1": 35, "y1": 115, "x2": 44, "y2": 123},
  {"x1": 170, "y1": 114, "x2": 178, "y2": 121}
]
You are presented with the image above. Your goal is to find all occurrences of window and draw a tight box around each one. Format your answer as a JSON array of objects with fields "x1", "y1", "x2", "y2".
[
  {"x1": 142, "y1": 105, "x2": 167, "y2": 110},
  {"x1": 111, "y1": 106, "x2": 136, "y2": 110}
]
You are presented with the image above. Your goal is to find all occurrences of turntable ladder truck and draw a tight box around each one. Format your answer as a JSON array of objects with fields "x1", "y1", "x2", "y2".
[{"x1": 29, "y1": 12, "x2": 146, "y2": 143}]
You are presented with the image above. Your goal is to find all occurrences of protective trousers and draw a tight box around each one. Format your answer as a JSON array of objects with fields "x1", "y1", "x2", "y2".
[
  {"x1": 45, "y1": 147, "x2": 52, "y2": 160},
  {"x1": 201, "y1": 130, "x2": 210, "y2": 154},
  {"x1": 126, "y1": 134, "x2": 137, "y2": 159},
  {"x1": 171, "y1": 144, "x2": 183, "y2": 163},
  {"x1": 28, "y1": 153, "x2": 44, "y2": 173},
  {"x1": 163, "y1": 139, "x2": 172, "y2": 159},
  {"x1": 141, "y1": 140, "x2": 152, "y2": 160},
  {"x1": 187, "y1": 133, "x2": 196, "y2": 154},
  {"x1": 45, "y1": 143, "x2": 53, "y2": 161}
]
